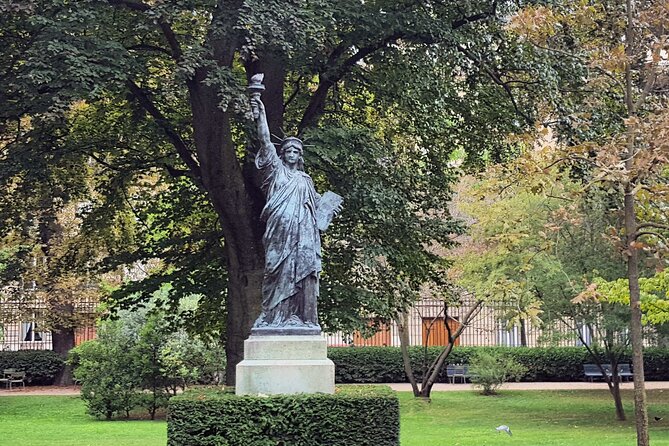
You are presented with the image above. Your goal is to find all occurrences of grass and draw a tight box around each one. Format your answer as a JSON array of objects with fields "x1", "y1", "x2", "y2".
[
  {"x1": 2, "y1": 389, "x2": 669, "y2": 445},
  {"x1": 400, "y1": 389, "x2": 669, "y2": 446},
  {"x1": 0, "y1": 396, "x2": 166, "y2": 446}
]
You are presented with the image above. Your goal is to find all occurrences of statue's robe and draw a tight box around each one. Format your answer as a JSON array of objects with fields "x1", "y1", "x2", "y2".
[{"x1": 254, "y1": 143, "x2": 321, "y2": 327}]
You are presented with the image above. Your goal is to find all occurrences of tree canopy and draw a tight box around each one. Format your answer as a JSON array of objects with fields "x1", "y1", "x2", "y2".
[{"x1": 0, "y1": 0, "x2": 565, "y2": 382}]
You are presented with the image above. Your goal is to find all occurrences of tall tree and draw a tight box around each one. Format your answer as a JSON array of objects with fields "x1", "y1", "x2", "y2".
[
  {"x1": 452, "y1": 162, "x2": 634, "y2": 420},
  {"x1": 0, "y1": 0, "x2": 559, "y2": 383},
  {"x1": 509, "y1": 2, "x2": 669, "y2": 441}
]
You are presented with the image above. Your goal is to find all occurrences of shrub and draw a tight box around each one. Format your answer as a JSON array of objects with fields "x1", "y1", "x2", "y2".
[
  {"x1": 71, "y1": 323, "x2": 140, "y2": 419},
  {"x1": 330, "y1": 347, "x2": 406, "y2": 383},
  {"x1": 0, "y1": 350, "x2": 64, "y2": 385},
  {"x1": 468, "y1": 350, "x2": 527, "y2": 395},
  {"x1": 327, "y1": 346, "x2": 669, "y2": 383},
  {"x1": 71, "y1": 309, "x2": 227, "y2": 419},
  {"x1": 168, "y1": 385, "x2": 399, "y2": 446}
]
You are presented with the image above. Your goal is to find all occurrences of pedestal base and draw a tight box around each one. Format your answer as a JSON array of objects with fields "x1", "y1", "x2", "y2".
[{"x1": 235, "y1": 335, "x2": 335, "y2": 395}]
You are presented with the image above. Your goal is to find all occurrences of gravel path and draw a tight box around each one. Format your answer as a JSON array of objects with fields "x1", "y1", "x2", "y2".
[
  {"x1": 3, "y1": 382, "x2": 669, "y2": 396},
  {"x1": 0, "y1": 385, "x2": 82, "y2": 396},
  {"x1": 386, "y1": 381, "x2": 669, "y2": 391}
]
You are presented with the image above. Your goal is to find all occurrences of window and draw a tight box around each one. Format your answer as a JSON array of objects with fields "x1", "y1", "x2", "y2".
[
  {"x1": 21, "y1": 322, "x2": 43, "y2": 342},
  {"x1": 576, "y1": 324, "x2": 592, "y2": 347}
]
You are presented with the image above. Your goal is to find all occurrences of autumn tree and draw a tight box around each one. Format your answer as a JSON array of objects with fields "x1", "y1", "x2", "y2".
[
  {"x1": 508, "y1": 1, "x2": 669, "y2": 442},
  {"x1": 451, "y1": 156, "x2": 638, "y2": 420}
]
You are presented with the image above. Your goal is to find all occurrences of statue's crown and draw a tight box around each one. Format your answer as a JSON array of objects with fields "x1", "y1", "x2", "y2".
[{"x1": 281, "y1": 136, "x2": 303, "y2": 149}]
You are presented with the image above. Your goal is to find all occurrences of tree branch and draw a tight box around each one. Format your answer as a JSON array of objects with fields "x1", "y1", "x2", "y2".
[
  {"x1": 108, "y1": 0, "x2": 182, "y2": 60},
  {"x1": 451, "y1": 1, "x2": 498, "y2": 28},
  {"x1": 529, "y1": 40, "x2": 627, "y2": 94},
  {"x1": 284, "y1": 75, "x2": 304, "y2": 109},
  {"x1": 634, "y1": 231, "x2": 669, "y2": 246},
  {"x1": 299, "y1": 31, "x2": 403, "y2": 131},
  {"x1": 634, "y1": 70, "x2": 657, "y2": 111},
  {"x1": 107, "y1": 0, "x2": 149, "y2": 12},
  {"x1": 126, "y1": 44, "x2": 172, "y2": 57},
  {"x1": 455, "y1": 44, "x2": 533, "y2": 126},
  {"x1": 298, "y1": 2, "x2": 502, "y2": 131},
  {"x1": 636, "y1": 222, "x2": 669, "y2": 231},
  {"x1": 125, "y1": 79, "x2": 202, "y2": 183}
]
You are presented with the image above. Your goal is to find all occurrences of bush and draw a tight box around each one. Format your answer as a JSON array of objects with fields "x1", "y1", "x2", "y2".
[
  {"x1": 168, "y1": 385, "x2": 399, "y2": 446},
  {"x1": 72, "y1": 323, "x2": 140, "y2": 419},
  {"x1": 0, "y1": 350, "x2": 64, "y2": 385},
  {"x1": 71, "y1": 309, "x2": 227, "y2": 419},
  {"x1": 327, "y1": 346, "x2": 669, "y2": 383},
  {"x1": 469, "y1": 350, "x2": 527, "y2": 395},
  {"x1": 329, "y1": 347, "x2": 407, "y2": 383}
]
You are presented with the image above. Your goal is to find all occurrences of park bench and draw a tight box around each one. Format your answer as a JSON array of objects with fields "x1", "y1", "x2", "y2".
[
  {"x1": 583, "y1": 363, "x2": 633, "y2": 382},
  {"x1": 0, "y1": 369, "x2": 25, "y2": 390},
  {"x1": 447, "y1": 364, "x2": 472, "y2": 384}
]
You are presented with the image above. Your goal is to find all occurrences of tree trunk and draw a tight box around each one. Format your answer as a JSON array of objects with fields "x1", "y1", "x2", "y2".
[
  {"x1": 52, "y1": 325, "x2": 75, "y2": 386},
  {"x1": 396, "y1": 312, "x2": 420, "y2": 397},
  {"x1": 190, "y1": 100, "x2": 266, "y2": 385},
  {"x1": 184, "y1": 14, "x2": 291, "y2": 382},
  {"x1": 188, "y1": 58, "x2": 288, "y2": 385},
  {"x1": 623, "y1": 0, "x2": 649, "y2": 441},
  {"x1": 610, "y1": 379, "x2": 626, "y2": 422},
  {"x1": 419, "y1": 342, "x2": 454, "y2": 398},
  {"x1": 413, "y1": 301, "x2": 482, "y2": 399},
  {"x1": 520, "y1": 319, "x2": 527, "y2": 347},
  {"x1": 625, "y1": 188, "x2": 649, "y2": 444}
]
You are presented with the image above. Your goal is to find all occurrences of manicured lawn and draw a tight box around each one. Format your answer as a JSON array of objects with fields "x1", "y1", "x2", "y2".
[
  {"x1": 0, "y1": 396, "x2": 166, "y2": 446},
  {"x1": 400, "y1": 389, "x2": 669, "y2": 445},
  {"x1": 3, "y1": 389, "x2": 669, "y2": 445}
]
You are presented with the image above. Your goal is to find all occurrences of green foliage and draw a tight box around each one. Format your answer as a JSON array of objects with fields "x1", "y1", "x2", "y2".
[
  {"x1": 167, "y1": 385, "x2": 399, "y2": 446},
  {"x1": 101, "y1": 178, "x2": 228, "y2": 341},
  {"x1": 329, "y1": 346, "x2": 407, "y2": 383},
  {"x1": 71, "y1": 321, "x2": 141, "y2": 419},
  {"x1": 328, "y1": 346, "x2": 669, "y2": 383},
  {"x1": 70, "y1": 309, "x2": 225, "y2": 419},
  {"x1": 452, "y1": 167, "x2": 632, "y2": 358},
  {"x1": 468, "y1": 350, "x2": 527, "y2": 395},
  {"x1": 0, "y1": 350, "x2": 64, "y2": 385},
  {"x1": 311, "y1": 126, "x2": 462, "y2": 330},
  {"x1": 0, "y1": 0, "x2": 565, "y2": 348},
  {"x1": 588, "y1": 272, "x2": 669, "y2": 325}
]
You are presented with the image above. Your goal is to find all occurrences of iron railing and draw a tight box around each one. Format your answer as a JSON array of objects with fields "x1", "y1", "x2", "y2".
[{"x1": 1, "y1": 296, "x2": 659, "y2": 350}]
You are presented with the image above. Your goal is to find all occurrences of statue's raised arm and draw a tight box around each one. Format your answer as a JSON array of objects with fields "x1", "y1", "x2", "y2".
[{"x1": 249, "y1": 74, "x2": 279, "y2": 171}]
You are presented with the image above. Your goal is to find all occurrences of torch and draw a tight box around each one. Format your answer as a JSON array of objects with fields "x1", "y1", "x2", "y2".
[{"x1": 248, "y1": 73, "x2": 265, "y2": 120}]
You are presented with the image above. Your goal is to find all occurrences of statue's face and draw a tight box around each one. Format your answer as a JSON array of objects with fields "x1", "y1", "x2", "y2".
[{"x1": 282, "y1": 146, "x2": 301, "y2": 166}]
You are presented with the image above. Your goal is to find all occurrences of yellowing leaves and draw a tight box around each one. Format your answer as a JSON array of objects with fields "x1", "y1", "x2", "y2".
[
  {"x1": 507, "y1": 6, "x2": 559, "y2": 44},
  {"x1": 572, "y1": 282, "x2": 600, "y2": 304},
  {"x1": 597, "y1": 44, "x2": 628, "y2": 73}
]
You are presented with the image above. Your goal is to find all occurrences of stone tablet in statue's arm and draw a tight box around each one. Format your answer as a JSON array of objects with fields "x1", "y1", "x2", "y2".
[{"x1": 316, "y1": 191, "x2": 343, "y2": 232}]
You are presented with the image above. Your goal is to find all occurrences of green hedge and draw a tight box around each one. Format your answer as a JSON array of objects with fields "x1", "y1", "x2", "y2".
[
  {"x1": 328, "y1": 346, "x2": 669, "y2": 383},
  {"x1": 0, "y1": 350, "x2": 65, "y2": 385},
  {"x1": 168, "y1": 385, "x2": 399, "y2": 446}
]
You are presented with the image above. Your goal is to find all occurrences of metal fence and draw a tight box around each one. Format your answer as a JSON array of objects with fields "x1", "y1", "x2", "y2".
[
  {"x1": 1, "y1": 295, "x2": 660, "y2": 351},
  {"x1": 0, "y1": 296, "x2": 98, "y2": 351},
  {"x1": 323, "y1": 298, "x2": 660, "y2": 348}
]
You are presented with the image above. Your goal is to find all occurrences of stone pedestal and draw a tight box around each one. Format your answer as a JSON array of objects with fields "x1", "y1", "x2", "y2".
[{"x1": 235, "y1": 335, "x2": 335, "y2": 395}]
